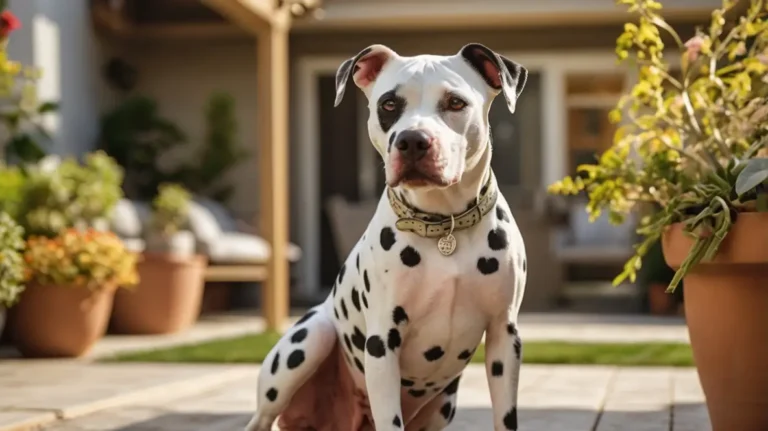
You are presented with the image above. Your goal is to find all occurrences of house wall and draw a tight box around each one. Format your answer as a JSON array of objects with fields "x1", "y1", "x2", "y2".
[
  {"x1": 118, "y1": 39, "x2": 260, "y2": 221},
  {"x1": 7, "y1": 0, "x2": 111, "y2": 157}
]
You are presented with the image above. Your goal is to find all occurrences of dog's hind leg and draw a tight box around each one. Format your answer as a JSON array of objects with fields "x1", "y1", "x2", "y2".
[{"x1": 244, "y1": 303, "x2": 337, "y2": 431}]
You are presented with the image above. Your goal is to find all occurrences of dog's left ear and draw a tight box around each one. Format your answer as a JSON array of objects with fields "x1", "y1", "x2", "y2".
[{"x1": 459, "y1": 43, "x2": 528, "y2": 113}]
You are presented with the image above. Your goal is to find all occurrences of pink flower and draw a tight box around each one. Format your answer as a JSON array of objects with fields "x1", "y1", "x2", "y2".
[
  {"x1": 684, "y1": 35, "x2": 704, "y2": 62},
  {"x1": 0, "y1": 10, "x2": 21, "y2": 38}
]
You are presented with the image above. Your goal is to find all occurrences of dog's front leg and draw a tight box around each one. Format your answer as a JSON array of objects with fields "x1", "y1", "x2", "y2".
[
  {"x1": 364, "y1": 306, "x2": 405, "y2": 430},
  {"x1": 485, "y1": 311, "x2": 523, "y2": 431}
]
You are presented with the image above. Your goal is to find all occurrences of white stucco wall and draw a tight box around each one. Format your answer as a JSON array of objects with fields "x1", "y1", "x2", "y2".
[{"x1": 7, "y1": 0, "x2": 106, "y2": 157}]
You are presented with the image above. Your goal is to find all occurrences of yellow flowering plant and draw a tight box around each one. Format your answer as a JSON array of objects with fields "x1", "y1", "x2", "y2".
[
  {"x1": 24, "y1": 228, "x2": 140, "y2": 290},
  {"x1": 549, "y1": 0, "x2": 768, "y2": 291}
]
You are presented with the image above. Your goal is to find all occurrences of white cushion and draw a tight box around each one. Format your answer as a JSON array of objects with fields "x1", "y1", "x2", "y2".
[
  {"x1": 110, "y1": 199, "x2": 150, "y2": 238},
  {"x1": 206, "y1": 232, "x2": 302, "y2": 264},
  {"x1": 186, "y1": 201, "x2": 224, "y2": 244}
]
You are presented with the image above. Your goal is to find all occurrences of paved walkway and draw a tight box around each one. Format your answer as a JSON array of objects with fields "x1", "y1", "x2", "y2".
[{"x1": 0, "y1": 362, "x2": 709, "y2": 431}]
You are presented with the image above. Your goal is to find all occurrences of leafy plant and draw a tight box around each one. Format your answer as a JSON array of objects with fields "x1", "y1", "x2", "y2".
[
  {"x1": 98, "y1": 96, "x2": 187, "y2": 200},
  {"x1": 19, "y1": 151, "x2": 125, "y2": 237},
  {"x1": 24, "y1": 228, "x2": 139, "y2": 289},
  {"x1": 148, "y1": 92, "x2": 247, "y2": 204},
  {"x1": 735, "y1": 157, "x2": 768, "y2": 210},
  {"x1": 0, "y1": 162, "x2": 24, "y2": 219},
  {"x1": 0, "y1": 7, "x2": 57, "y2": 163},
  {"x1": 548, "y1": 0, "x2": 768, "y2": 292},
  {"x1": 0, "y1": 211, "x2": 25, "y2": 307},
  {"x1": 149, "y1": 183, "x2": 191, "y2": 236}
]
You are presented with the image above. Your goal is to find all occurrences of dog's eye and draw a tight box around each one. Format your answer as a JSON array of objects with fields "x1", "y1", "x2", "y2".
[
  {"x1": 380, "y1": 99, "x2": 397, "y2": 112},
  {"x1": 447, "y1": 97, "x2": 467, "y2": 111}
]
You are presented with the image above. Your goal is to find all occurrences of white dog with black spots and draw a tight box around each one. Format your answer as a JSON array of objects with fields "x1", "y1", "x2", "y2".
[{"x1": 246, "y1": 43, "x2": 528, "y2": 431}]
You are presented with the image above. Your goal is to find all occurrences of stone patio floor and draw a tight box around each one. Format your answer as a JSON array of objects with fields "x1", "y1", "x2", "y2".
[{"x1": 0, "y1": 361, "x2": 710, "y2": 431}]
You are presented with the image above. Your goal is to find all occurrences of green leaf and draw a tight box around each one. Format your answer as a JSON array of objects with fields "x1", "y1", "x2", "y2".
[
  {"x1": 735, "y1": 158, "x2": 768, "y2": 196},
  {"x1": 38, "y1": 101, "x2": 59, "y2": 114}
]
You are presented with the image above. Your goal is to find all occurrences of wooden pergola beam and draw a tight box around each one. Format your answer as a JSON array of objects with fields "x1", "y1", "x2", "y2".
[{"x1": 202, "y1": 0, "x2": 293, "y2": 332}]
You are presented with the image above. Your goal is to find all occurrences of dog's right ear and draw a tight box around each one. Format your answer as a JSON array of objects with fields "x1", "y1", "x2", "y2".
[{"x1": 334, "y1": 45, "x2": 397, "y2": 107}]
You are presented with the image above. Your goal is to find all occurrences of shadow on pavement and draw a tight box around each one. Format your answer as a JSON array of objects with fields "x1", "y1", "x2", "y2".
[{"x1": 107, "y1": 403, "x2": 708, "y2": 430}]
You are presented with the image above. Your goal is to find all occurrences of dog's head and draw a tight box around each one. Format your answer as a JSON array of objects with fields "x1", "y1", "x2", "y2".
[{"x1": 335, "y1": 43, "x2": 527, "y2": 190}]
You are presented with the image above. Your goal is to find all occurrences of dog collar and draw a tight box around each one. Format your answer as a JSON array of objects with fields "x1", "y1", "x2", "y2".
[{"x1": 386, "y1": 172, "x2": 498, "y2": 256}]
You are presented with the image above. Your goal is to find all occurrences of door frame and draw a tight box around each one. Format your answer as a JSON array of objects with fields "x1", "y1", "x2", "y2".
[{"x1": 293, "y1": 50, "x2": 626, "y2": 298}]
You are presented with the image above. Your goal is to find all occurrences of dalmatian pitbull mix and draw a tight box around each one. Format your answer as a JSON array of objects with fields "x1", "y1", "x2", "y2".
[{"x1": 246, "y1": 43, "x2": 528, "y2": 431}]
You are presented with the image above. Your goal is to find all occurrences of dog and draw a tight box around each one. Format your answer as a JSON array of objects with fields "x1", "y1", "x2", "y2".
[{"x1": 245, "y1": 43, "x2": 528, "y2": 431}]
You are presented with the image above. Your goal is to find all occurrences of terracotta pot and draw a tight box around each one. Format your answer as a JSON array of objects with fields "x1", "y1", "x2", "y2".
[
  {"x1": 9, "y1": 283, "x2": 116, "y2": 358},
  {"x1": 663, "y1": 212, "x2": 768, "y2": 431},
  {"x1": 110, "y1": 253, "x2": 207, "y2": 335}
]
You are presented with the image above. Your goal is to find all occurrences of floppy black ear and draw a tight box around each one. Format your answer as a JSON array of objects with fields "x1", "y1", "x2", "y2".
[
  {"x1": 334, "y1": 45, "x2": 397, "y2": 107},
  {"x1": 459, "y1": 43, "x2": 528, "y2": 113}
]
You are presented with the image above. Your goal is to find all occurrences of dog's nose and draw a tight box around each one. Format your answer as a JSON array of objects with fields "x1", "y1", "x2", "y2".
[{"x1": 394, "y1": 130, "x2": 433, "y2": 161}]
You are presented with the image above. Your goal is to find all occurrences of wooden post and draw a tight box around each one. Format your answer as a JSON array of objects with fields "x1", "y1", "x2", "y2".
[{"x1": 256, "y1": 20, "x2": 290, "y2": 332}]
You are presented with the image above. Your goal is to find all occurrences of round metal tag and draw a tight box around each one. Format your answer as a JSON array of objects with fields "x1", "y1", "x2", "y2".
[{"x1": 437, "y1": 234, "x2": 457, "y2": 256}]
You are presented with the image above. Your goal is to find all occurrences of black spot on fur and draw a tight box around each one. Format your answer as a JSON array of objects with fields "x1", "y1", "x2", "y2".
[
  {"x1": 444, "y1": 376, "x2": 461, "y2": 395},
  {"x1": 291, "y1": 328, "x2": 308, "y2": 344},
  {"x1": 363, "y1": 270, "x2": 371, "y2": 292},
  {"x1": 356, "y1": 253, "x2": 360, "y2": 271},
  {"x1": 522, "y1": 258, "x2": 527, "y2": 272},
  {"x1": 457, "y1": 349, "x2": 472, "y2": 360},
  {"x1": 388, "y1": 132, "x2": 397, "y2": 152},
  {"x1": 400, "y1": 246, "x2": 421, "y2": 267},
  {"x1": 514, "y1": 338, "x2": 522, "y2": 360},
  {"x1": 286, "y1": 350, "x2": 305, "y2": 369},
  {"x1": 393, "y1": 306, "x2": 409, "y2": 325},
  {"x1": 450, "y1": 407, "x2": 456, "y2": 422},
  {"x1": 401, "y1": 378, "x2": 414, "y2": 387},
  {"x1": 334, "y1": 307, "x2": 339, "y2": 320},
  {"x1": 488, "y1": 227, "x2": 509, "y2": 250},
  {"x1": 503, "y1": 407, "x2": 518, "y2": 430},
  {"x1": 366, "y1": 335, "x2": 386, "y2": 358},
  {"x1": 270, "y1": 353, "x2": 280, "y2": 374},
  {"x1": 440, "y1": 402, "x2": 452, "y2": 419},
  {"x1": 425, "y1": 381, "x2": 435, "y2": 387},
  {"x1": 332, "y1": 283, "x2": 337, "y2": 297},
  {"x1": 408, "y1": 389, "x2": 427, "y2": 397},
  {"x1": 351, "y1": 288, "x2": 362, "y2": 312},
  {"x1": 362, "y1": 292, "x2": 368, "y2": 308},
  {"x1": 338, "y1": 263, "x2": 346, "y2": 284},
  {"x1": 266, "y1": 387, "x2": 278, "y2": 402},
  {"x1": 295, "y1": 310, "x2": 316, "y2": 326},
  {"x1": 507, "y1": 322, "x2": 518, "y2": 335},
  {"x1": 377, "y1": 89, "x2": 406, "y2": 132},
  {"x1": 492, "y1": 361, "x2": 504, "y2": 376},
  {"x1": 343, "y1": 333, "x2": 353, "y2": 353},
  {"x1": 496, "y1": 206, "x2": 510, "y2": 222},
  {"x1": 477, "y1": 257, "x2": 499, "y2": 275},
  {"x1": 380, "y1": 227, "x2": 396, "y2": 251},
  {"x1": 423, "y1": 346, "x2": 445, "y2": 361},
  {"x1": 354, "y1": 357, "x2": 365, "y2": 373},
  {"x1": 352, "y1": 326, "x2": 366, "y2": 351},
  {"x1": 341, "y1": 299, "x2": 349, "y2": 319},
  {"x1": 393, "y1": 414, "x2": 402, "y2": 427},
  {"x1": 387, "y1": 328, "x2": 401, "y2": 351}
]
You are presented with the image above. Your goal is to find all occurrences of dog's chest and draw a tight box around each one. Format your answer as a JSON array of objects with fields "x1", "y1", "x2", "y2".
[{"x1": 329, "y1": 197, "x2": 524, "y2": 392}]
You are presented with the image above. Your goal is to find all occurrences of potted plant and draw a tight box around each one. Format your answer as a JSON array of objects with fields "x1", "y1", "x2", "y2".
[
  {"x1": 110, "y1": 183, "x2": 207, "y2": 334},
  {"x1": 548, "y1": 0, "x2": 768, "y2": 429},
  {"x1": 9, "y1": 228, "x2": 139, "y2": 357},
  {"x1": 0, "y1": 212, "x2": 25, "y2": 336}
]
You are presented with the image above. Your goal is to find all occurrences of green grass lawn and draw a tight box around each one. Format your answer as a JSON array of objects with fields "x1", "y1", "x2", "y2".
[{"x1": 107, "y1": 332, "x2": 694, "y2": 367}]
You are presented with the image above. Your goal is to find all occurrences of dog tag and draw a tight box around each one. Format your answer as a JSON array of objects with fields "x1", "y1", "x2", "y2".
[{"x1": 437, "y1": 234, "x2": 457, "y2": 256}]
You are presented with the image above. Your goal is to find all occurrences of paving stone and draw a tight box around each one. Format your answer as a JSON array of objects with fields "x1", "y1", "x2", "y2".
[
  {"x1": 672, "y1": 369, "x2": 711, "y2": 431},
  {"x1": 0, "y1": 410, "x2": 56, "y2": 431},
  {"x1": 596, "y1": 367, "x2": 673, "y2": 431}
]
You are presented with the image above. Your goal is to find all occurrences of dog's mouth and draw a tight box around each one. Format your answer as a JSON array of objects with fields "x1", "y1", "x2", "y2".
[{"x1": 389, "y1": 168, "x2": 454, "y2": 189}]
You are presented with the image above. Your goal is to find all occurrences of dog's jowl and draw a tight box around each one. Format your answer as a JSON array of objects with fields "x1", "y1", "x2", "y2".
[{"x1": 246, "y1": 43, "x2": 528, "y2": 431}]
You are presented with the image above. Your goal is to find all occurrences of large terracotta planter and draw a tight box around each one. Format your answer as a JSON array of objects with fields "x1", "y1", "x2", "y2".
[
  {"x1": 9, "y1": 283, "x2": 116, "y2": 358},
  {"x1": 663, "y1": 212, "x2": 768, "y2": 431},
  {"x1": 110, "y1": 253, "x2": 207, "y2": 335}
]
